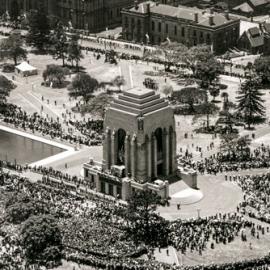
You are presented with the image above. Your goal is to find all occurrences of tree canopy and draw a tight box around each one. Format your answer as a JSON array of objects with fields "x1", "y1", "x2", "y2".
[
  {"x1": 126, "y1": 190, "x2": 169, "y2": 247},
  {"x1": 43, "y1": 64, "x2": 68, "y2": 87},
  {"x1": 68, "y1": 73, "x2": 99, "y2": 101},
  {"x1": 112, "y1": 75, "x2": 125, "y2": 91},
  {"x1": 67, "y1": 33, "x2": 83, "y2": 71},
  {"x1": 0, "y1": 75, "x2": 16, "y2": 104},
  {"x1": 21, "y1": 214, "x2": 63, "y2": 267},
  {"x1": 144, "y1": 41, "x2": 188, "y2": 71},
  {"x1": 50, "y1": 22, "x2": 68, "y2": 66},
  {"x1": 254, "y1": 56, "x2": 270, "y2": 85},
  {"x1": 79, "y1": 92, "x2": 113, "y2": 117},
  {"x1": 195, "y1": 58, "x2": 223, "y2": 87},
  {"x1": 26, "y1": 8, "x2": 51, "y2": 51},
  {"x1": 184, "y1": 44, "x2": 213, "y2": 72},
  {"x1": 173, "y1": 87, "x2": 206, "y2": 112},
  {"x1": 0, "y1": 32, "x2": 27, "y2": 65}
]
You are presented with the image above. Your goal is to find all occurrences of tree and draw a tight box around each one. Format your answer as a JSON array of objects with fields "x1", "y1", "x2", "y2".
[
  {"x1": 162, "y1": 84, "x2": 173, "y2": 97},
  {"x1": 51, "y1": 22, "x2": 68, "y2": 66},
  {"x1": 183, "y1": 44, "x2": 213, "y2": 73},
  {"x1": 43, "y1": 64, "x2": 68, "y2": 87},
  {"x1": 219, "y1": 132, "x2": 239, "y2": 159},
  {"x1": 0, "y1": 75, "x2": 16, "y2": 104},
  {"x1": 21, "y1": 215, "x2": 62, "y2": 267},
  {"x1": 173, "y1": 87, "x2": 206, "y2": 112},
  {"x1": 68, "y1": 73, "x2": 99, "y2": 102},
  {"x1": 1, "y1": 32, "x2": 27, "y2": 65},
  {"x1": 196, "y1": 100, "x2": 219, "y2": 129},
  {"x1": 236, "y1": 136, "x2": 251, "y2": 156},
  {"x1": 237, "y1": 77, "x2": 265, "y2": 129},
  {"x1": 79, "y1": 92, "x2": 113, "y2": 117},
  {"x1": 209, "y1": 86, "x2": 220, "y2": 102},
  {"x1": 112, "y1": 75, "x2": 125, "y2": 91},
  {"x1": 254, "y1": 56, "x2": 270, "y2": 85},
  {"x1": 67, "y1": 33, "x2": 83, "y2": 71},
  {"x1": 195, "y1": 58, "x2": 223, "y2": 88},
  {"x1": 26, "y1": 8, "x2": 51, "y2": 51},
  {"x1": 144, "y1": 41, "x2": 188, "y2": 71},
  {"x1": 126, "y1": 190, "x2": 169, "y2": 247}
]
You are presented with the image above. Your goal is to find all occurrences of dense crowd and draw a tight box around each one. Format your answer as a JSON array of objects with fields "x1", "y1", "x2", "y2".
[
  {"x1": 178, "y1": 144, "x2": 270, "y2": 175},
  {"x1": 1, "y1": 163, "x2": 270, "y2": 269},
  {"x1": 229, "y1": 173, "x2": 270, "y2": 223},
  {"x1": 170, "y1": 213, "x2": 253, "y2": 255},
  {"x1": 0, "y1": 104, "x2": 103, "y2": 147}
]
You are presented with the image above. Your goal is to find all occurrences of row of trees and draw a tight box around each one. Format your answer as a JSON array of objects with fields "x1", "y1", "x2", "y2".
[
  {"x1": 1, "y1": 9, "x2": 83, "y2": 69},
  {"x1": 145, "y1": 42, "x2": 223, "y2": 87}
]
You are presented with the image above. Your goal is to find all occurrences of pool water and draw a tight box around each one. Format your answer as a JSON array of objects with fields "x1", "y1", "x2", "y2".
[{"x1": 0, "y1": 130, "x2": 64, "y2": 164}]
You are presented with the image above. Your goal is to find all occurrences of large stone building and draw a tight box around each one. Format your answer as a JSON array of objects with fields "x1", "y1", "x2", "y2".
[
  {"x1": 83, "y1": 87, "x2": 193, "y2": 200},
  {"x1": 122, "y1": 1, "x2": 240, "y2": 54},
  {"x1": 0, "y1": 0, "x2": 56, "y2": 17},
  {"x1": 0, "y1": 0, "x2": 139, "y2": 32},
  {"x1": 57, "y1": 0, "x2": 137, "y2": 32}
]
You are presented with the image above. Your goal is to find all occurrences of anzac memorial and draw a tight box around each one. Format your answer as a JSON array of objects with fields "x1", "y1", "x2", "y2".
[{"x1": 83, "y1": 87, "x2": 197, "y2": 200}]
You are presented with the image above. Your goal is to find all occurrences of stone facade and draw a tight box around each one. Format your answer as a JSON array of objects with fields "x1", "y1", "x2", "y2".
[
  {"x1": 122, "y1": 1, "x2": 240, "y2": 54},
  {"x1": 0, "y1": 0, "x2": 137, "y2": 33},
  {"x1": 83, "y1": 87, "x2": 181, "y2": 201}
]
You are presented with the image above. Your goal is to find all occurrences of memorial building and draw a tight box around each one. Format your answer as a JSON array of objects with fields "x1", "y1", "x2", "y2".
[{"x1": 83, "y1": 87, "x2": 196, "y2": 201}]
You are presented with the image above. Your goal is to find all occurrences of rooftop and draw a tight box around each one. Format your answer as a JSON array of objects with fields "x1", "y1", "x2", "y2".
[
  {"x1": 109, "y1": 87, "x2": 169, "y2": 116},
  {"x1": 127, "y1": 1, "x2": 239, "y2": 28}
]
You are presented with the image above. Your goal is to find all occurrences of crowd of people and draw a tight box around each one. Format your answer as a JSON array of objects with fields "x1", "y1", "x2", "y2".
[
  {"x1": 178, "y1": 144, "x2": 270, "y2": 175},
  {"x1": 170, "y1": 213, "x2": 254, "y2": 255},
  {"x1": 229, "y1": 173, "x2": 270, "y2": 223},
  {"x1": 1, "y1": 162, "x2": 270, "y2": 270},
  {"x1": 0, "y1": 104, "x2": 103, "y2": 147}
]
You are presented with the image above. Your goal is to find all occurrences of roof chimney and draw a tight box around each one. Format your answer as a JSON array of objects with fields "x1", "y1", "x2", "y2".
[
  {"x1": 194, "y1": 12, "x2": 198, "y2": 23},
  {"x1": 146, "y1": 3, "x2": 150, "y2": 13},
  {"x1": 135, "y1": 0, "x2": 139, "y2": 10},
  {"x1": 209, "y1": 15, "x2": 214, "y2": 26},
  {"x1": 225, "y1": 10, "x2": 230, "y2": 20}
]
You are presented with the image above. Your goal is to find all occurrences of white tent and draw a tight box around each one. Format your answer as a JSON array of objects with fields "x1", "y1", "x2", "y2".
[{"x1": 15, "y1": 61, "x2": 38, "y2": 77}]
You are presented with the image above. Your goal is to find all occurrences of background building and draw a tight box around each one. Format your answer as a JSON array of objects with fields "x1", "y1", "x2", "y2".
[
  {"x1": 122, "y1": 1, "x2": 240, "y2": 54},
  {"x1": 0, "y1": 0, "x2": 140, "y2": 33}
]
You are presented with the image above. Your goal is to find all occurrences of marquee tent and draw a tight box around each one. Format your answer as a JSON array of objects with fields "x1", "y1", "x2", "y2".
[{"x1": 15, "y1": 61, "x2": 38, "y2": 77}]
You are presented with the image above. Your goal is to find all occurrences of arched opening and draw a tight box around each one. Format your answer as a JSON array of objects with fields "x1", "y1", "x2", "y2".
[
  {"x1": 117, "y1": 129, "x2": 126, "y2": 165},
  {"x1": 155, "y1": 128, "x2": 163, "y2": 175}
]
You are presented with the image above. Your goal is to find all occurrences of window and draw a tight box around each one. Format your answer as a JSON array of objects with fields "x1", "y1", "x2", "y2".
[
  {"x1": 158, "y1": 22, "x2": 161, "y2": 32},
  {"x1": 174, "y1": 25, "x2": 177, "y2": 35},
  {"x1": 109, "y1": 184, "x2": 113, "y2": 196},
  {"x1": 101, "y1": 182, "x2": 105, "y2": 193},
  {"x1": 193, "y1": 30, "x2": 197, "y2": 36},
  {"x1": 165, "y1": 24, "x2": 168, "y2": 34},
  {"x1": 152, "y1": 21, "x2": 155, "y2": 31},
  {"x1": 181, "y1": 27, "x2": 185, "y2": 37}
]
